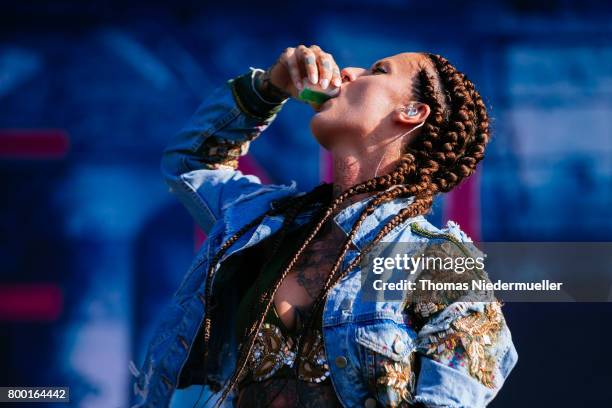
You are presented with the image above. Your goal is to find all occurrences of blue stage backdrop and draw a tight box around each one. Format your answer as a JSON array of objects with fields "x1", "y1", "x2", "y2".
[{"x1": 1, "y1": 1, "x2": 611, "y2": 407}]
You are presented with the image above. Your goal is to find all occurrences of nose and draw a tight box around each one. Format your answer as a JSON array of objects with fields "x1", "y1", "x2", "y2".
[{"x1": 340, "y1": 67, "x2": 367, "y2": 83}]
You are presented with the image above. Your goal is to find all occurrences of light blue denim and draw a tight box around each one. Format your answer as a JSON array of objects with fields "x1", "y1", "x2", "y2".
[{"x1": 131, "y1": 69, "x2": 518, "y2": 408}]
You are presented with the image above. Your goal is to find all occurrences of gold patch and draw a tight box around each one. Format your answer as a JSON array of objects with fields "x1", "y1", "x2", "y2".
[
  {"x1": 377, "y1": 359, "x2": 415, "y2": 405},
  {"x1": 424, "y1": 302, "x2": 503, "y2": 388},
  {"x1": 199, "y1": 137, "x2": 245, "y2": 169}
]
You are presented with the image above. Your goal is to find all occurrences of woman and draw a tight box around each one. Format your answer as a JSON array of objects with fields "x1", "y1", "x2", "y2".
[{"x1": 131, "y1": 44, "x2": 518, "y2": 408}]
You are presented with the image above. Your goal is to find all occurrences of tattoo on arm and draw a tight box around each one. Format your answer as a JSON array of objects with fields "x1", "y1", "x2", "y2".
[{"x1": 256, "y1": 68, "x2": 291, "y2": 103}]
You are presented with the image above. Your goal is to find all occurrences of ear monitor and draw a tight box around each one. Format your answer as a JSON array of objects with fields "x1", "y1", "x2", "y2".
[{"x1": 406, "y1": 105, "x2": 418, "y2": 117}]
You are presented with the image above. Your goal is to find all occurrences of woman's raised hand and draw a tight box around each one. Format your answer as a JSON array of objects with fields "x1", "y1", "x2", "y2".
[{"x1": 261, "y1": 45, "x2": 343, "y2": 100}]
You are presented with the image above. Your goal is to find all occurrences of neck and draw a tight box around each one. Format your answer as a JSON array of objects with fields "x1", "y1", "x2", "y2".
[
  {"x1": 330, "y1": 139, "x2": 403, "y2": 206},
  {"x1": 332, "y1": 154, "x2": 366, "y2": 198},
  {"x1": 330, "y1": 155, "x2": 379, "y2": 212}
]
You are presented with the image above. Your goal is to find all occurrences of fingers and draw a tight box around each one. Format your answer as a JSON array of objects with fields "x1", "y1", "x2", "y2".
[
  {"x1": 279, "y1": 45, "x2": 340, "y2": 92},
  {"x1": 297, "y1": 45, "x2": 341, "y2": 90},
  {"x1": 281, "y1": 47, "x2": 302, "y2": 91},
  {"x1": 317, "y1": 53, "x2": 333, "y2": 89},
  {"x1": 331, "y1": 64, "x2": 342, "y2": 88},
  {"x1": 317, "y1": 52, "x2": 341, "y2": 89},
  {"x1": 296, "y1": 45, "x2": 318, "y2": 86}
]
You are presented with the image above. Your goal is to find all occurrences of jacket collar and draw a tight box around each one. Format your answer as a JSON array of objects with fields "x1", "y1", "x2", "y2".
[
  {"x1": 332, "y1": 190, "x2": 421, "y2": 250},
  {"x1": 295, "y1": 185, "x2": 422, "y2": 251},
  {"x1": 221, "y1": 185, "x2": 423, "y2": 263}
]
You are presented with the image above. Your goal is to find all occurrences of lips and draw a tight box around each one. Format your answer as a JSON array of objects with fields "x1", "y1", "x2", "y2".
[{"x1": 313, "y1": 86, "x2": 340, "y2": 112}]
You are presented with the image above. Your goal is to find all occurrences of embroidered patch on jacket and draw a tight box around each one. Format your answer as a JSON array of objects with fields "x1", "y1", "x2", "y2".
[
  {"x1": 198, "y1": 136, "x2": 248, "y2": 169},
  {"x1": 371, "y1": 351, "x2": 417, "y2": 408},
  {"x1": 423, "y1": 302, "x2": 503, "y2": 388},
  {"x1": 378, "y1": 359, "x2": 415, "y2": 405}
]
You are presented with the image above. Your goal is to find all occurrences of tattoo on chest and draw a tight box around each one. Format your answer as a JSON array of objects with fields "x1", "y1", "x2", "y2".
[
  {"x1": 294, "y1": 225, "x2": 346, "y2": 300},
  {"x1": 295, "y1": 248, "x2": 336, "y2": 299}
]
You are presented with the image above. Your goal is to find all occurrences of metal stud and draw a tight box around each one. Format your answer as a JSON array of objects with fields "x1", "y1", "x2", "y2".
[{"x1": 335, "y1": 355, "x2": 348, "y2": 368}]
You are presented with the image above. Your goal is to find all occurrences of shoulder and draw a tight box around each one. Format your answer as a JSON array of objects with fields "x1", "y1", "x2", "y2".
[
  {"x1": 389, "y1": 218, "x2": 485, "y2": 269},
  {"x1": 219, "y1": 179, "x2": 299, "y2": 238},
  {"x1": 392, "y1": 217, "x2": 474, "y2": 244},
  {"x1": 222, "y1": 177, "x2": 299, "y2": 211},
  {"x1": 408, "y1": 218, "x2": 474, "y2": 242}
]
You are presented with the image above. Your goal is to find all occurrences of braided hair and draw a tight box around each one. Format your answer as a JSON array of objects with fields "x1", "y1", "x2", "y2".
[{"x1": 198, "y1": 52, "x2": 491, "y2": 407}]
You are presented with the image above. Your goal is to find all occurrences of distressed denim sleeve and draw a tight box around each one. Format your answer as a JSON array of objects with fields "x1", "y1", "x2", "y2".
[
  {"x1": 160, "y1": 68, "x2": 288, "y2": 233},
  {"x1": 411, "y1": 301, "x2": 517, "y2": 407},
  {"x1": 408, "y1": 239, "x2": 518, "y2": 407}
]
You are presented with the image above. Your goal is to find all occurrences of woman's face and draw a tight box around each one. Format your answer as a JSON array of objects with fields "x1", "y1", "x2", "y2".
[{"x1": 310, "y1": 52, "x2": 427, "y2": 150}]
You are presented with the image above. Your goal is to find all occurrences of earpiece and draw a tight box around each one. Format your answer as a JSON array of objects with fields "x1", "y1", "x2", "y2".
[{"x1": 406, "y1": 105, "x2": 418, "y2": 117}]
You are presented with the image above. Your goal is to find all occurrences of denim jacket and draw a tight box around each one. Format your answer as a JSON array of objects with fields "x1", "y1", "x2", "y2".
[{"x1": 131, "y1": 68, "x2": 518, "y2": 408}]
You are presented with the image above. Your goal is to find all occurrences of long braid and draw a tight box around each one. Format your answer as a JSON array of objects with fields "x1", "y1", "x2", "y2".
[
  {"x1": 426, "y1": 53, "x2": 490, "y2": 191},
  {"x1": 219, "y1": 190, "x2": 318, "y2": 390},
  {"x1": 224, "y1": 189, "x2": 429, "y2": 406},
  {"x1": 200, "y1": 212, "x2": 267, "y2": 388},
  {"x1": 306, "y1": 194, "x2": 434, "y2": 325},
  {"x1": 296, "y1": 184, "x2": 410, "y2": 340},
  {"x1": 199, "y1": 183, "x2": 330, "y2": 400},
  {"x1": 300, "y1": 53, "x2": 493, "y2": 365},
  {"x1": 302, "y1": 187, "x2": 433, "y2": 340},
  {"x1": 205, "y1": 52, "x2": 491, "y2": 407},
  {"x1": 211, "y1": 177, "x2": 396, "y2": 406}
]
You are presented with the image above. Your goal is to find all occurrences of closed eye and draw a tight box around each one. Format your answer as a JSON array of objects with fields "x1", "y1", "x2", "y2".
[{"x1": 372, "y1": 65, "x2": 387, "y2": 74}]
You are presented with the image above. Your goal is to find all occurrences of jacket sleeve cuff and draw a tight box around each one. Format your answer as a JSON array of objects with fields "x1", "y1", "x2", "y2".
[
  {"x1": 228, "y1": 67, "x2": 287, "y2": 121},
  {"x1": 414, "y1": 358, "x2": 497, "y2": 408}
]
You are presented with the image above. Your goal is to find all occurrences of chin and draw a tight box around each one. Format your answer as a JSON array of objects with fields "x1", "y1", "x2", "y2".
[
  {"x1": 310, "y1": 110, "x2": 367, "y2": 152},
  {"x1": 309, "y1": 112, "x2": 337, "y2": 150}
]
